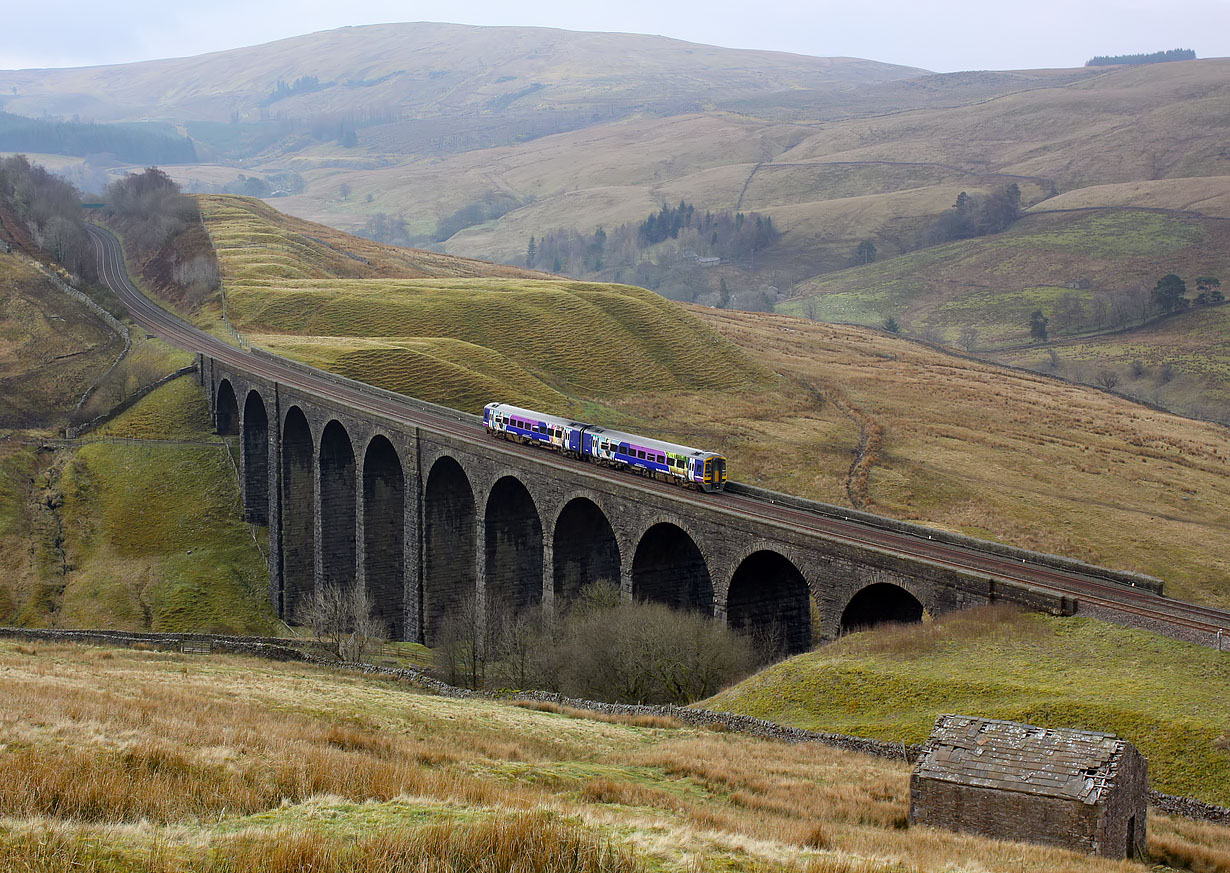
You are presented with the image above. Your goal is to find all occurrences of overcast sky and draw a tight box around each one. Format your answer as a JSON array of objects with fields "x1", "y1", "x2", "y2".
[{"x1": 2, "y1": 0, "x2": 1227, "y2": 73}]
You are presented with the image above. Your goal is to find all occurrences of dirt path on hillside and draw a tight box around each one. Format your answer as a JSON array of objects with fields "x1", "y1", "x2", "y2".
[{"x1": 797, "y1": 378, "x2": 885, "y2": 510}]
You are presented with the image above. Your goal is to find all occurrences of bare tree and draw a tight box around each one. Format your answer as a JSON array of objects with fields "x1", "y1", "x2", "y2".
[
  {"x1": 1051, "y1": 292, "x2": 1086, "y2": 334},
  {"x1": 305, "y1": 583, "x2": 385, "y2": 662},
  {"x1": 958, "y1": 326, "x2": 979, "y2": 352},
  {"x1": 1095, "y1": 368, "x2": 1120, "y2": 390}
]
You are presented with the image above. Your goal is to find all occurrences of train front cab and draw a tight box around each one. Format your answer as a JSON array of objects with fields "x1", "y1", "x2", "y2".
[{"x1": 701, "y1": 455, "x2": 728, "y2": 492}]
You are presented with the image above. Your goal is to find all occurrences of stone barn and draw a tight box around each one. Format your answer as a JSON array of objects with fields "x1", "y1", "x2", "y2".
[{"x1": 909, "y1": 715, "x2": 1147, "y2": 858}]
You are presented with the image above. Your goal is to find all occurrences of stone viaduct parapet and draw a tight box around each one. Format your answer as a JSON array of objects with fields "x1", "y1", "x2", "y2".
[{"x1": 200, "y1": 353, "x2": 1075, "y2": 651}]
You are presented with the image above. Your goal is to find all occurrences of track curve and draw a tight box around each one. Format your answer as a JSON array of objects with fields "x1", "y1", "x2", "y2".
[{"x1": 85, "y1": 224, "x2": 1230, "y2": 644}]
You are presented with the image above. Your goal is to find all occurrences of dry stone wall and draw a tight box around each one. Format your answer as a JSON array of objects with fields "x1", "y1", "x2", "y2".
[{"x1": 2, "y1": 625, "x2": 1225, "y2": 827}]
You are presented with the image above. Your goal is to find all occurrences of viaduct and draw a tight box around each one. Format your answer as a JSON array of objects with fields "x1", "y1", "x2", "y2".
[{"x1": 199, "y1": 353, "x2": 1080, "y2": 654}]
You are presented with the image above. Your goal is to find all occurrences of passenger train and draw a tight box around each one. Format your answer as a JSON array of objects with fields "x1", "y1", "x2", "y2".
[{"x1": 482, "y1": 402, "x2": 728, "y2": 492}]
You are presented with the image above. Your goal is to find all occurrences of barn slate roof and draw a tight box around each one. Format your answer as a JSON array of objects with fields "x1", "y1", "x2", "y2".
[{"x1": 914, "y1": 715, "x2": 1128, "y2": 805}]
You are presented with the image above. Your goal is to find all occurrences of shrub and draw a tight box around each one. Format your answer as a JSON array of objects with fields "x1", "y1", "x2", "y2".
[{"x1": 432, "y1": 582, "x2": 758, "y2": 704}]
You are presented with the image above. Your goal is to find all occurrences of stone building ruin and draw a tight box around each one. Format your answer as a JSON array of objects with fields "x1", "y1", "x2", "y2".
[{"x1": 909, "y1": 715, "x2": 1148, "y2": 858}]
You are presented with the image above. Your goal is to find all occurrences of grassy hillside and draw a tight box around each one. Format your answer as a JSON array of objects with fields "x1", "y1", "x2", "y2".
[
  {"x1": 0, "y1": 255, "x2": 120, "y2": 428},
  {"x1": 706, "y1": 607, "x2": 1230, "y2": 807},
  {"x1": 773, "y1": 59, "x2": 1230, "y2": 187},
  {"x1": 2, "y1": 638, "x2": 1227, "y2": 872},
  {"x1": 196, "y1": 200, "x2": 1230, "y2": 609},
  {"x1": 997, "y1": 304, "x2": 1230, "y2": 421},
  {"x1": 8, "y1": 32, "x2": 1230, "y2": 309},
  {"x1": 783, "y1": 209, "x2": 1226, "y2": 341},
  {"x1": 779, "y1": 207, "x2": 1230, "y2": 420},
  {"x1": 202, "y1": 195, "x2": 773, "y2": 413},
  {"x1": 255, "y1": 58, "x2": 1229, "y2": 282},
  {"x1": 0, "y1": 377, "x2": 276, "y2": 634},
  {"x1": 682, "y1": 310, "x2": 1230, "y2": 608},
  {"x1": 201, "y1": 195, "x2": 546, "y2": 281},
  {"x1": 1033, "y1": 176, "x2": 1230, "y2": 217}
]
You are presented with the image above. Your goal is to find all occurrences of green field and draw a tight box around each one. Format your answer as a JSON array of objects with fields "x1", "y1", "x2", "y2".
[
  {"x1": 0, "y1": 378, "x2": 276, "y2": 633},
  {"x1": 706, "y1": 607, "x2": 1230, "y2": 806},
  {"x1": 781, "y1": 209, "x2": 1227, "y2": 346}
]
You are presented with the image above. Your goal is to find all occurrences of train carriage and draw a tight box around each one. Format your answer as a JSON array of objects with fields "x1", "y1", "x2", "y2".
[{"x1": 483, "y1": 402, "x2": 727, "y2": 492}]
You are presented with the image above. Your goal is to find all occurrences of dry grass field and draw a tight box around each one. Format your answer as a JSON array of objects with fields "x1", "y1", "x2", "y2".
[
  {"x1": 779, "y1": 206, "x2": 1230, "y2": 421},
  {"x1": 1, "y1": 638, "x2": 1227, "y2": 872},
  {"x1": 707, "y1": 606, "x2": 1230, "y2": 806},
  {"x1": 996, "y1": 304, "x2": 1230, "y2": 421},
  {"x1": 782, "y1": 209, "x2": 1228, "y2": 344},
  {"x1": 677, "y1": 310, "x2": 1230, "y2": 608},
  {"x1": 1033, "y1": 177, "x2": 1230, "y2": 217}
]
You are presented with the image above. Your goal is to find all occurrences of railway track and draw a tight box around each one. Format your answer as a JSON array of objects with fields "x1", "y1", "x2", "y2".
[{"x1": 85, "y1": 224, "x2": 1230, "y2": 646}]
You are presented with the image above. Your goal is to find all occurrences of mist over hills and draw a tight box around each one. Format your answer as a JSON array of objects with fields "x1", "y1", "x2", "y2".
[{"x1": 0, "y1": 22, "x2": 924, "y2": 123}]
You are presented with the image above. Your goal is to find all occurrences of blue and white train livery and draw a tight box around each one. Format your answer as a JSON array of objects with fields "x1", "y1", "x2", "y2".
[{"x1": 482, "y1": 402, "x2": 728, "y2": 493}]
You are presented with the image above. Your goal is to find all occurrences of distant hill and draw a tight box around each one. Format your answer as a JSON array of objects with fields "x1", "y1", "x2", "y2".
[
  {"x1": 779, "y1": 204, "x2": 1230, "y2": 422},
  {"x1": 251, "y1": 56, "x2": 1230, "y2": 292},
  {"x1": 0, "y1": 22, "x2": 924, "y2": 124}
]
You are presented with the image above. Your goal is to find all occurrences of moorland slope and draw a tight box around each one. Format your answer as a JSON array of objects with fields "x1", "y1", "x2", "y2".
[
  {"x1": 780, "y1": 206, "x2": 1230, "y2": 420},
  {"x1": 2, "y1": 637, "x2": 1227, "y2": 871},
  {"x1": 199, "y1": 195, "x2": 773, "y2": 413},
  {"x1": 0, "y1": 244, "x2": 274, "y2": 632},
  {"x1": 181, "y1": 200, "x2": 1230, "y2": 608}
]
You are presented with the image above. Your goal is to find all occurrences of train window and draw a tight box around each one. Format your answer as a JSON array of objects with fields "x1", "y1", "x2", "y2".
[{"x1": 637, "y1": 450, "x2": 646, "y2": 459}]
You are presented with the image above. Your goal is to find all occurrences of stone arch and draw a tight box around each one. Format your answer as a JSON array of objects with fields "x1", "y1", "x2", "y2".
[
  {"x1": 215, "y1": 378, "x2": 239, "y2": 436},
  {"x1": 363, "y1": 434, "x2": 404, "y2": 640},
  {"x1": 840, "y1": 582, "x2": 925, "y2": 634},
  {"x1": 319, "y1": 420, "x2": 357, "y2": 592},
  {"x1": 484, "y1": 475, "x2": 543, "y2": 616},
  {"x1": 631, "y1": 521, "x2": 713, "y2": 614},
  {"x1": 280, "y1": 406, "x2": 315, "y2": 624},
  {"x1": 423, "y1": 455, "x2": 476, "y2": 645},
  {"x1": 552, "y1": 496, "x2": 620, "y2": 607},
  {"x1": 242, "y1": 390, "x2": 269, "y2": 525},
  {"x1": 726, "y1": 549, "x2": 812, "y2": 658}
]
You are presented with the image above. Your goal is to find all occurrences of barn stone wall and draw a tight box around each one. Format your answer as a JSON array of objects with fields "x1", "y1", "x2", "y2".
[
  {"x1": 909, "y1": 777, "x2": 1103, "y2": 854},
  {"x1": 1098, "y1": 746, "x2": 1149, "y2": 858}
]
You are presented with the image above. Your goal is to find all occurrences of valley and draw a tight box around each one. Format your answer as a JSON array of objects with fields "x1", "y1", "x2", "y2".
[{"x1": 1, "y1": 22, "x2": 1229, "y2": 872}]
